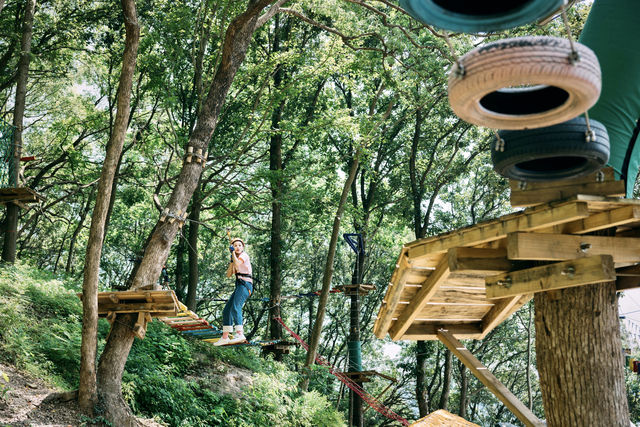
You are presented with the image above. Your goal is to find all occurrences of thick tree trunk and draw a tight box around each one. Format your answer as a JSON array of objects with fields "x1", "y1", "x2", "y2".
[
  {"x1": 303, "y1": 148, "x2": 361, "y2": 388},
  {"x1": 96, "y1": 313, "x2": 137, "y2": 425},
  {"x1": 78, "y1": 0, "x2": 139, "y2": 412},
  {"x1": 2, "y1": 0, "x2": 35, "y2": 263},
  {"x1": 535, "y1": 283, "x2": 629, "y2": 427},
  {"x1": 94, "y1": 1, "x2": 277, "y2": 423}
]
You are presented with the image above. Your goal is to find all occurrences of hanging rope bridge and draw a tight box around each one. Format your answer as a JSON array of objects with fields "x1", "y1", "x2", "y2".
[
  {"x1": 157, "y1": 302, "x2": 285, "y2": 347},
  {"x1": 273, "y1": 316, "x2": 409, "y2": 426}
]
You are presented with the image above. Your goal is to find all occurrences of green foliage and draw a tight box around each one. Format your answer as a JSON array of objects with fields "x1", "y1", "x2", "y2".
[
  {"x1": 0, "y1": 370, "x2": 9, "y2": 401},
  {"x1": 627, "y1": 367, "x2": 640, "y2": 423},
  {"x1": 0, "y1": 263, "x2": 83, "y2": 388}
]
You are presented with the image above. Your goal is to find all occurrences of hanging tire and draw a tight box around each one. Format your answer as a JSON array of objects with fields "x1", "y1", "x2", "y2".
[
  {"x1": 399, "y1": 0, "x2": 564, "y2": 33},
  {"x1": 491, "y1": 117, "x2": 610, "y2": 181},
  {"x1": 448, "y1": 36, "x2": 601, "y2": 130}
]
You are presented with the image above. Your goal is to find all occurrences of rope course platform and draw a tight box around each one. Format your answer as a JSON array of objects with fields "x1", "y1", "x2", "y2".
[
  {"x1": 334, "y1": 283, "x2": 376, "y2": 296},
  {"x1": 0, "y1": 187, "x2": 43, "y2": 205},
  {"x1": 340, "y1": 370, "x2": 395, "y2": 384},
  {"x1": 374, "y1": 193, "x2": 640, "y2": 342}
]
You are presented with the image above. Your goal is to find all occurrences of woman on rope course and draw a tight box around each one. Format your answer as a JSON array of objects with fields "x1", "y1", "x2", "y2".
[{"x1": 214, "y1": 237, "x2": 253, "y2": 346}]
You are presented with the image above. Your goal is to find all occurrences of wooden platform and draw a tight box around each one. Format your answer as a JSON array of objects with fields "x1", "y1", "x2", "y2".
[
  {"x1": 0, "y1": 187, "x2": 43, "y2": 205},
  {"x1": 79, "y1": 290, "x2": 181, "y2": 318},
  {"x1": 410, "y1": 409, "x2": 479, "y2": 427},
  {"x1": 374, "y1": 195, "x2": 640, "y2": 341},
  {"x1": 334, "y1": 283, "x2": 376, "y2": 296}
]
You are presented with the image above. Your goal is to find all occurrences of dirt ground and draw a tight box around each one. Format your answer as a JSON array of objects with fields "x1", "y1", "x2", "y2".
[{"x1": 0, "y1": 362, "x2": 164, "y2": 427}]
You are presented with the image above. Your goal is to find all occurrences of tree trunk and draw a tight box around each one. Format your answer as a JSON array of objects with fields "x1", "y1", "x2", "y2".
[
  {"x1": 302, "y1": 148, "x2": 361, "y2": 388},
  {"x1": 94, "y1": 1, "x2": 277, "y2": 422},
  {"x1": 174, "y1": 234, "x2": 186, "y2": 301},
  {"x1": 416, "y1": 340, "x2": 430, "y2": 416},
  {"x1": 186, "y1": 186, "x2": 202, "y2": 310},
  {"x1": 2, "y1": 0, "x2": 35, "y2": 263},
  {"x1": 78, "y1": 0, "x2": 140, "y2": 412},
  {"x1": 268, "y1": 14, "x2": 285, "y2": 359},
  {"x1": 438, "y1": 349, "x2": 452, "y2": 410},
  {"x1": 458, "y1": 363, "x2": 468, "y2": 419},
  {"x1": 534, "y1": 283, "x2": 629, "y2": 427}
]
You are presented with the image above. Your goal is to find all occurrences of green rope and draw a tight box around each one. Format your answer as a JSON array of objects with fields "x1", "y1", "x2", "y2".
[{"x1": 0, "y1": 119, "x2": 16, "y2": 188}]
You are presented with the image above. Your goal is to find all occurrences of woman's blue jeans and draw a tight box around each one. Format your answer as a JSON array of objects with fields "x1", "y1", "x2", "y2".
[{"x1": 222, "y1": 278, "x2": 252, "y2": 327}]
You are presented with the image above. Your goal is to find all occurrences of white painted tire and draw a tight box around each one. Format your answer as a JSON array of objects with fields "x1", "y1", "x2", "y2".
[{"x1": 448, "y1": 36, "x2": 601, "y2": 130}]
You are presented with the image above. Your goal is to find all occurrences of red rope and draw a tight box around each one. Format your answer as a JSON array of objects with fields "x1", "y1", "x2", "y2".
[{"x1": 274, "y1": 317, "x2": 409, "y2": 426}]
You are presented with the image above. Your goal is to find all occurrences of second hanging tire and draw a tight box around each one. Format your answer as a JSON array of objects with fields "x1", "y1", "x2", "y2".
[
  {"x1": 448, "y1": 36, "x2": 601, "y2": 130},
  {"x1": 491, "y1": 116, "x2": 610, "y2": 181}
]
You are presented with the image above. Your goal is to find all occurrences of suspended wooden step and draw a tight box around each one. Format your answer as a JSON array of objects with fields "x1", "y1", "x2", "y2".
[
  {"x1": 334, "y1": 283, "x2": 376, "y2": 296},
  {"x1": 374, "y1": 195, "x2": 640, "y2": 342},
  {"x1": 0, "y1": 187, "x2": 43, "y2": 205}
]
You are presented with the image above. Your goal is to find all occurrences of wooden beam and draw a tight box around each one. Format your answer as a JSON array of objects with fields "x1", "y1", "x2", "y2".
[
  {"x1": 562, "y1": 205, "x2": 640, "y2": 234},
  {"x1": 616, "y1": 264, "x2": 640, "y2": 291},
  {"x1": 448, "y1": 247, "x2": 513, "y2": 273},
  {"x1": 374, "y1": 251, "x2": 411, "y2": 338},
  {"x1": 401, "y1": 323, "x2": 483, "y2": 340},
  {"x1": 406, "y1": 202, "x2": 590, "y2": 261},
  {"x1": 510, "y1": 180, "x2": 624, "y2": 208},
  {"x1": 486, "y1": 255, "x2": 615, "y2": 299},
  {"x1": 437, "y1": 329, "x2": 545, "y2": 427},
  {"x1": 481, "y1": 295, "x2": 524, "y2": 337},
  {"x1": 507, "y1": 232, "x2": 640, "y2": 263},
  {"x1": 389, "y1": 256, "x2": 451, "y2": 340},
  {"x1": 97, "y1": 302, "x2": 177, "y2": 314},
  {"x1": 509, "y1": 168, "x2": 616, "y2": 192}
]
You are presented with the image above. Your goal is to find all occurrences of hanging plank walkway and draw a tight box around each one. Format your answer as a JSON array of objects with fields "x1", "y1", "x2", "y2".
[{"x1": 374, "y1": 194, "x2": 640, "y2": 341}]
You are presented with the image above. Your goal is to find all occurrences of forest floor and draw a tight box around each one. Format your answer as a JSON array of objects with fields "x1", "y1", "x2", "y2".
[
  {"x1": 0, "y1": 358, "x2": 254, "y2": 427},
  {"x1": 0, "y1": 362, "x2": 164, "y2": 427}
]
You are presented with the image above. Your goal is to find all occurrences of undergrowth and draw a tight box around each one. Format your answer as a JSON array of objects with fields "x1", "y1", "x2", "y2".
[{"x1": 0, "y1": 262, "x2": 346, "y2": 426}]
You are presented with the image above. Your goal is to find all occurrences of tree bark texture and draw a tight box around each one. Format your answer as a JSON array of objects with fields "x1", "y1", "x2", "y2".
[
  {"x1": 186, "y1": 186, "x2": 202, "y2": 310},
  {"x1": 303, "y1": 148, "x2": 361, "y2": 382},
  {"x1": 438, "y1": 349, "x2": 452, "y2": 410},
  {"x1": 268, "y1": 14, "x2": 285, "y2": 357},
  {"x1": 534, "y1": 282, "x2": 629, "y2": 427},
  {"x1": 416, "y1": 340, "x2": 430, "y2": 417},
  {"x1": 458, "y1": 363, "x2": 468, "y2": 419},
  {"x1": 2, "y1": 0, "x2": 35, "y2": 263},
  {"x1": 96, "y1": 313, "x2": 137, "y2": 425},
  {"x1": 94, "y1": 0, "x2": 277, "y2": 423},
  {"x1": 78, "y1": 0, "x2": 140, "y2": 412}
]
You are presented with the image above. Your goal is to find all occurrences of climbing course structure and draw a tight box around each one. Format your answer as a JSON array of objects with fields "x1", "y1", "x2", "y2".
[{"x1": 0, "y1": 119, "x2": 41, "y2": 205}]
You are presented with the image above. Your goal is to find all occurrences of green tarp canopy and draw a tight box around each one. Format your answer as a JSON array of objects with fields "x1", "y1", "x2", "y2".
[{"x1": 579, "y1": 0, "x2": 640, "y2": 197}]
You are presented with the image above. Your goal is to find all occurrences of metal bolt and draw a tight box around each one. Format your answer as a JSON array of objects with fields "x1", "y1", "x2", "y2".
[
  {"x1": 496, "y1": 276, "x2": 512, "y2": 288},
  {"x1": 518, "y1": 181, "x2": 527, "y2": 190},
  {"x1": 561, "y1": 266, "x2": 576, "y2": 278},
  {"x1": 585, "y1": 130, "x2": 596, "y2": 143},
  {"x1": 596, "y1": 170, "x2": 604, "y2": 182},
  {"x1": 579, "y1": 242, "x2": 592, "y2": 253},
  {"x1": 494, "y1": 137, "x2": 505, "y2": 152},
  {"x1": 568, "y1": 51, "x2": 581, "y2": 65}
]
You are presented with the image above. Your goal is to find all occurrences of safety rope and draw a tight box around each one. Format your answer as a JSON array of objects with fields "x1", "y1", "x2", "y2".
[{"x1": 273, "y1": 316, "x2": 409, "y2": 426}]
